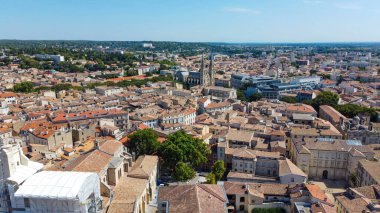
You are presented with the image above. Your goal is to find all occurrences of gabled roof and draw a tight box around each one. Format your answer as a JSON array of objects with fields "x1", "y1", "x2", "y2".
[
  {"x1": 158, "y1": 184, "x2": 227, "y2": 213},
  {"x1": 64, "y1": 150, "x2": 112, "y2": 174},
  {"x1": 128, "y1": 155, "x2": 158, "y2": 179},
  {"x1": 279, "y1": 158, "x2": 307, "y2": 177}
]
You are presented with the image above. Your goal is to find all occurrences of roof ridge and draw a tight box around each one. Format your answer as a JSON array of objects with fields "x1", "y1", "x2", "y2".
[
  {"x1": 195, "y1": 185, "x2": 202, "y2": 213},
  {"x1": 197, "y1": 184, "x2": 226, "y2": 203}
]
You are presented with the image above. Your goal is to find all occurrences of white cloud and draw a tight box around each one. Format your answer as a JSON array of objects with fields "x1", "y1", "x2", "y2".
[
  {"x1": 334, "y1": 2, "x2": 362, "y2": 10},
  {"x1": 303, "y1": 0, "x2": 324, "y2": 4},
  {"x1": 223, "y1": 7, "x2": 261, "y2": 15}
]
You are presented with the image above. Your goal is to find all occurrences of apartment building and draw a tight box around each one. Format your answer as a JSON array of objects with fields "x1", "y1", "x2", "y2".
[
  {"x1": 51, "y1": 109, "x2": 129, "y2": 130},
  {"x1": 319, "y1": 105, "x2": 347, "y2": 128},
  {"x1": 107, "y1": 155, "x2": 158, "y2": 213},
  {"x1": 289, "y1": 138, "x2": 374, "y2": 181},
  {"x1": 335, "y1": 185, "x2": 380, "y2": 213},
  {"x1": 357, "y1": 159, "x2": 380, "y2": 187},
  {"x1": 95, "y1": 86, "x2": 123, "y2": 96},
  {"x1": 0, "y1": 92, "x2": 17, "y2": 104},
  {"x1": 27, "y1": 127, "x2": 73, "y2": 157},
  {"x1": 203, "y1": 86, "x2": 237, "y2": 99}
]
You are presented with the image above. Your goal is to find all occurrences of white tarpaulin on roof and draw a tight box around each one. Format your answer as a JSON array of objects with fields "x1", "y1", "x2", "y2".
[{"x1": 13, "y1": 171, "x2": 100, "y2": 212}]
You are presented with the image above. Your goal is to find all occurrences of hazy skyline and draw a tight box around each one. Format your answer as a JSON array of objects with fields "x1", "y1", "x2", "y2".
[{"x1": 1, "y1": 0, "x2": 380, "y2": 42}]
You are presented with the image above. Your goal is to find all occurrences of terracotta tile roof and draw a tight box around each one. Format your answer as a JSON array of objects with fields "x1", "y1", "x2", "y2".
[
  {"x1": 279, "y1": 158, "x2": 307, "y2": 177},
  {"x1": 51, "y1": 109, "x2": 127, "y2": 123},
  {"x1": 99, "y1": 140, "x2": 123, "y2": 155},
  {"x1": 335, "y1": 195, "x2": 372, "y2": 213},
  {"x1": 108, "y1": 176, "x2": 148, "y2": 213},
  {"x1": 305, "y1": 184, "x2": 334, "y2": 206},
  {"x1": 138, "y1": 123, "x2": 149, "y2": 130},
  {"x1": 225, "y1": 129, "x2": 254, "y2": 142},
  {"x1": 224, "y1": 181, "x2": 290, "y2": 196},
  {"x1": 158, "y1": 184, "x2": 227, "y2": 213},
  {"x1": 352, "y1": 185, "x2": 380, "y2": 200},
  {"x1": 0, "y1": 92, "x2": 17, "y2": 98},
  {"x1": 286, "y1": 104, "x2": 316, "y2": 114},
  {"x1": 319, "y1": 105, "x2": 346, "y2": 123},
  {"x1": 128, "y1": 155, "x2": 158, "y2": 179},
  {"x1": 64, "y1": 150, "x2": 112, "y2": 174},
  {"x1": 205, "y1": 101, "x2": 231, "y2": 109},
  {"x1": 359, "y1": 160, "x2": 380, "y2": 184},
  {"x1": 0, "y1": 125, "x2": 11, "y2": 133}
]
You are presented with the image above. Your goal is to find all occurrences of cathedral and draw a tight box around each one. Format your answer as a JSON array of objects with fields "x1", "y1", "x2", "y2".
[{"x1": 176, "y1": 54, "x2": 215, "y2": 87}]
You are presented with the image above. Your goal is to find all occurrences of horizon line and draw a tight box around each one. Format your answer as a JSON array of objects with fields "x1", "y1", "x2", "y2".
[{"x1": 1, "y1": 39, "x2": 380, "y2": 44}]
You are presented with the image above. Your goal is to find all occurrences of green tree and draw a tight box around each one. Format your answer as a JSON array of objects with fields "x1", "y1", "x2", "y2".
[
  {"x1": 250, "y1": 93, "x2": 263, "y2": 101},
  {"x1": 291, "y1": 62, "x2": 299, "y2": 69},
  {"x1": 206, "y1": 173, "x2": 216, "y2": 184},
  {"x1": 158, "y1": 130, "x2": 210, "y2": 173},
  {"x1": 128, "y1": 129, "x2": 160, "y2": 157},
  {"x1": 350, "y1": 172, "x2": 359, "y2": 187},
  {"x1": 336, "y1": 76, "x2": 344, "y2": 85},
  {"x1": 237, "y1": 90, "x2": 249, "y2": 102},
  {"x1": 311, "y1": 91, "x2": 339, "y2": 111},
  {"x1": 320, "y1": 73, "x2": 331, "y2": 79},
  {"x1": 159, "y1": 142, "x2": 183, "y2": 171},
  {"x1": 216, "y1": 71, "x2": 225, "y2": 75},
  {"x1": 211, "y1": 160, "x2": 225, "y2": 181},
  {"x1": 173, "y1": 162, "x2": 195, "y2": 182},
  {"x1": 309, "y1": 69, "x2": 318, "y2": 75},
  {"x1": 13, "y1": 82, "x2": 34, "y2": 93},
  {"x1": 335, "y1": 104, "x2": 378, "y2": 122},
  {"x1": 280, "y1": 96, "x2": 297, "y2": 103}
]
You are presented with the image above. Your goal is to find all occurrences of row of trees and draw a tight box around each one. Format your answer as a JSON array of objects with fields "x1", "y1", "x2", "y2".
[
  {"x1": 4, "y1": 51, "x2": 139, "y2": 73},
  {"x1": 280, "y1": 91, "x2": 378, "y2": 122},
  {"x1": 12, "y1": 75, "x2": 174, "y2": 93},
  {"x1": 302, "y1": 91, "x2": 378, "y2": 122},
  {"x1": 128, "y1": 129, "x2": 225, "y2": 182}
]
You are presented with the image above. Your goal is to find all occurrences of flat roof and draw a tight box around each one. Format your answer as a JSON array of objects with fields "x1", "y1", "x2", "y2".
[{"x1": 14, "y1": 171, "x2": 99, "y2": 201}]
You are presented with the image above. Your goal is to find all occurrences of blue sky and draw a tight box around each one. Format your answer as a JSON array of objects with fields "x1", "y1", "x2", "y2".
[{"x1": 1, "y1": 0, "x2": 380, "y2": 42}]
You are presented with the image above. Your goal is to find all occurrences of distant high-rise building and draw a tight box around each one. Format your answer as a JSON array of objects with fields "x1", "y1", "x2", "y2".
[{"x1": 142, "y1": 43, "x2": 154, "y2": 48}]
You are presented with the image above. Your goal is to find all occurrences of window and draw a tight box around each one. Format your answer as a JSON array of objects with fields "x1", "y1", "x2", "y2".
[
  {"x1": 24, "y1": 198, "x2": 30, "y2": 208},
  {"x1": 240, "y1": 197, "x2": 245, "y2": 202},
  {"x1": 291, "y1": 178, "x2": 295, "y2": 182}
]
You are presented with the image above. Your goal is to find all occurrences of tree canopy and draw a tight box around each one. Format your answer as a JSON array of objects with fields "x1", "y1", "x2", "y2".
[
  {"x1": 159, "y1": 130, "x2": 210, "y2": 170},
  {"x1": 13, "y1": 82, "x2": 34, "y2": 93},
  {"x1": 207, "y1": 160, "x2": 226, "y2": 184},
  {"x1": 311, "y1": 91, "x2": 339, "y2": 111},
  {"x1": 158, "y1": 130, "x2": 210, "y2": 181},
  {"x1": 127, "y1": 129, "x2": 210, "y2": 182},
  {"x1": 128, "y1": 129, "x2": 160, "y2": 157},
  {"x1": 280, "y1": 96, "x2": 297, "y2": 103},
  {"x1": 336, "y1": 104, "x2": 378, "y2": 122},
  {"x1": 173, "y1": 162, "x2": 195, "y2": 182},
  {"x1": 211, "y1": 160, "x2": 226, "y2": 181},
  {"x1": 249, "y1": 93, "x2": 263, "y2": 102}
]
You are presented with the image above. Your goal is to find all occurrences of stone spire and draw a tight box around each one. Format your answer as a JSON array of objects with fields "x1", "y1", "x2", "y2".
[
  {"x1": 209, "y1": 53, "x2": 214, "y2": 86},
  {"x1": 200, "y1": 54, "x2": 208, "y2": 86}
]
